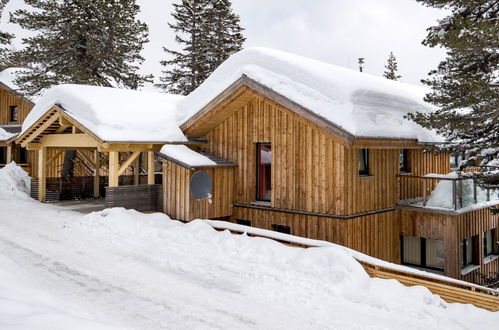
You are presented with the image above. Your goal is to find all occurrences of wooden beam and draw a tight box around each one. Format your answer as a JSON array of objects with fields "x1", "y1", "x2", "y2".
[
  {"x1": 22, "y1": 113, "x2": 60, "y2": 146},
  {"x1": 77, "y1": 149, "x2": 98, "y2": 169},
  {"x1": 133, "y1": 157, "x2": 139, "y2": 185},
  {"x1": 39, "y1": 134, "x2": 99, "y2": 148},
  {"x1": 54, "y1": 126, "x2": 69, "y2": 134},
  {"x1": 117, "y1": 151, "x2": 141, "y2": 176},
  {"x1": 46, "y1": 150, "x2": 64, "y2": 167},
  {"x1": 98, "y1": 143, "x2": 161, "y2": 152},
  {"x1": 38, "y1": 147, "x2": 46, "y2": 202},
  {"x1": 147, "y1": 151, "x2": 155, "y2": 184},
  {"x1": 59, "y1": 116, "x2": 72, "y2": 126},
  {"x1": 93, "y1": 150, "x2": 100, "y2": 198},
  {"x1": 6, "y1": 145, "x2": 12, "y2": 163},
  {"x1": 26, "y1": 143, "x2": 41, "y2": 151},
  {"x1": 109, "y1": 151, "x2": 119, "y2": 187}
]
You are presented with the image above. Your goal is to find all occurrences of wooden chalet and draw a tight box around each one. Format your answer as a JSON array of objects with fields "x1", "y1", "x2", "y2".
[{"x1": 157, "y1": 48, "x2": 498, "y2": 285}]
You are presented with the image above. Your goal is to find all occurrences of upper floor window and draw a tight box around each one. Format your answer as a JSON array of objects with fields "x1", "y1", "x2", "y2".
[
  {"x1": 450, "y1": 152, "x2": 465, "y2": 169},
  {"x1": 256, "y1": 143, "x2": 272, "y2": 202},
  {"x1": 359, "y1": 149, "x2": 369, "y2": 176},
  {"x1": 483, "y1": 229, "x2": 496, "y2": 258},
  {"x1": 461, "y1": 235, "x2": 478, "y2": 269},
  {"x1": 9, "y1": 105, "x2": 18, "y2": 122},
  {"x1": 400, "y1": 149, "x2": 410, "y2": 173}
]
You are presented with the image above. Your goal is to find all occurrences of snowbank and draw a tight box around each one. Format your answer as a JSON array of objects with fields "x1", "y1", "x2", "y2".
[
  {"x1": 21, "y1": 85, "x2": 187, "y2": 143},
  {"x1": 0, "y1": 254, "x2": 117, "y2": 330},
  {"x1": 178, "y1": 47, "x2": 443, "y2": 142},
  {"x1": 0, "y1": 162, "x2": 31, "y2": 200},
  {"x1": 159, "y1": 144, "x2": 216, "y2": 167}
]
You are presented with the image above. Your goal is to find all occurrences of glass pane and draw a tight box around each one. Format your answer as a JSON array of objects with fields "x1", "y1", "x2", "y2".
[
  {"x1": 257, "y1": 144, "x2": 272, "y2": 201},
  {"x1": 462, "y1": 237, "x2": 473, "y2": 266},
  {"x1": 484, "y1": 230, "x2": 493, "y2": 256},
  {"x1": 426, "y1": 238, "x2": 445, "y2": 270},
  {"x1": 402, "y1": 236, "x2": 421, "y2": 265},
  {"x1": 359, "y1": 149, "x2": 368, "y2": 175}
]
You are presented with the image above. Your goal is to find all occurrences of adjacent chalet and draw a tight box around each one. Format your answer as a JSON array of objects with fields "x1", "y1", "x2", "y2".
[{"x1": 9, "y1": 48, "x2": 498, "y2": 286}]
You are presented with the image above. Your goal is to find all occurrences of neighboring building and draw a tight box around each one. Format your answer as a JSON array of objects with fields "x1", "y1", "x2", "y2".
[{"x1": 12, "y1": 49, "x2": 498, "y2": 286}]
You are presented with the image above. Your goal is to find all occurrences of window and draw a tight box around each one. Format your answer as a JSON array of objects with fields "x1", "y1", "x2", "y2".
[
  {"x1": 272, "y1": 224, "x2": 291, "y2": 235},
  {"x1": 483, "y1": 229, "x2": 496, "y2": 258},
  {"x1": 19, "y1": 147, "x2": 28, "y2": 164},
  {"x1": 236, "y1": 219, "x2": 251, "y2": 227},
  {"x1": 9, "y1": 105, "x2": 18, "y2": 122},
  {"x1": 461, "y1": 236, "x2": 478, "y2": 269},
  {"x1": 256, "y1": 143, "x2": 272, "y2": 202},
  {"x1": 450, "y1": 153, "x2": 465, "y2": 169},
  {"x1": 359, "y1": 149, "x2": 369, "y2": 176},
  {"x1": 401, "y1": 235, "x2": 445, "y2": 271},
  {"x1": 400, "y1": 149, "x2": 410, "y2": 173}
]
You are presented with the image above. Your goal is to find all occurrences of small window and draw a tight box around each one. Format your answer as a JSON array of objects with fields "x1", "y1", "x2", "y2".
[
  {"x1": 236, "y1": 219, "x2": 251, "y2": 227},
  {"x1": 450, "y1": 153, "x2": 465, "y2": 169},
  {"x1": 401, "y1": 235, "x2": 445, "y2": 271},
  {"x1": 272, "y1": 224, "x2": 291, "y2": 234},
  {"x1": 359, "y1": 149, "x2": 369, "y2": 176},
  {"x1": 256, "y1": 143, "x2": 272, "y2": 202},
  {"x1": 483, "y1": 229, "x2": 496, "y2": 258},
  {"x1": 400, "y1": 149, "x2": 410, "y2": 173},
  {"x1": 461, "y1": 236, "x2": 478, "y2": 269},
  {"x1": 9, "y1": 105, "x2": 18, "y2": 122}
]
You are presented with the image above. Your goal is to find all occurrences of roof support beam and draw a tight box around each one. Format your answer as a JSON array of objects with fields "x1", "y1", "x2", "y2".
[
  {"x1": 21, "y1": 113, "x2": 60, "y2": 147},
  {"x1": 117, "y1": 151, "x2": 141, "y2": 176},
  {"x1": 109, "y1": 151, "x2": 119, "y2": 187},
  {"x1": 39, "y1": 134, "x2": 99, "y2": 148},
  {"x1": 46, "y1": 150, "x2": 64, "y2": 167},
  {"x1": 148, "y1": 151, "x2": 155, "y2": 184}
]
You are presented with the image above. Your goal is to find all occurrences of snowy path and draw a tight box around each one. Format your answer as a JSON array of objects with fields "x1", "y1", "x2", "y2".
[{"x1": 0, "y1": 168, "x2": 497, "y2": 330}]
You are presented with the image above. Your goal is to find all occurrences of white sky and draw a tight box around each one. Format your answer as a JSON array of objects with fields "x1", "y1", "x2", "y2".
[{"x1": 1, "y1": 0, "x2": 448, "y2": 86}]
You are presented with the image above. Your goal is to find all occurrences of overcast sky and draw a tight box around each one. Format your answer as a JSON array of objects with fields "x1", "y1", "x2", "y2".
[{"x1": 1, "y1": 0, "x2": 448, "y2": 86}]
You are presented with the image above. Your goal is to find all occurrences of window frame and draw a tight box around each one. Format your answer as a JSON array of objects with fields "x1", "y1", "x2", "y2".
[
  {"x1": 256, "y1": 142, "x2": 272, "y2": 202},
  {"x1": 483, "y1": 229, "x2": 496, "y2": 258},
  {"x1": 358, "y1": 149, "x2": 369, "y2": 176},
  {"x1": 400, "y1": 235, "x2": 445, "y2": 272},
  {"x1": 9, "y1": 105, "x2": 18, "y2": 122},
  {"x1": 272, "y1": 224, "x2": 291, "y2": 235},
  {"x1": 461, "y1": 235, "x2": 478, "y2": 269}
]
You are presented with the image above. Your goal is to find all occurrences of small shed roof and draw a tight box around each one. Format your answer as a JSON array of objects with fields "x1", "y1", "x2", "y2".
[
  {"x1": 158, "y1": 145, "x2": 236, "y2": 170},
  {"x1": 178, "y1": 47, "x2": 444, "y2": 143},
  {"x1": 0, "y1": 125, "x2": 21, "y2": 143},
  {"x1": 21, "y1": 84, "x2": 188, "y2": 143}
]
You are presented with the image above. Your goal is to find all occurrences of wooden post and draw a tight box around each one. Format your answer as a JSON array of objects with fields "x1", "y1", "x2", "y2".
[
  {"x1": 147, "y1": 151, "x2": 154, "y2": 184},
  {"x1": 6, "y1": 144, "x2": 12, "y2": 164},
  {"x1": 109, "y1": 151, "x2": 119, "y2": 187},
  {"x1": 133, "y1": 155, "x2": 139, "y2": 185},
  {"x1": 38, "y1": 146, "x2": 46, "y2": 202},
  {"x1": 93, "y1": 150, "x2": 100, "y2": 197}
]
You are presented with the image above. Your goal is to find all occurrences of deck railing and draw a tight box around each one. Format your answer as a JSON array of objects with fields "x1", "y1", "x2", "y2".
[{"x1": 206, "y1": 220, "x2": 499, "y2": 311}]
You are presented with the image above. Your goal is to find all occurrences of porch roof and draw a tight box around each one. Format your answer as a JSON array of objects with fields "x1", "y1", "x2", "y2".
[{"x1": 158, "y1": 145, "x2": 236, "y2": 170}]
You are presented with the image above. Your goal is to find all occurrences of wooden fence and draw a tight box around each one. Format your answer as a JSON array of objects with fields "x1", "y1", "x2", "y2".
[{"x1": 206, "y1": 221, "x2": 499, "y2": 312}]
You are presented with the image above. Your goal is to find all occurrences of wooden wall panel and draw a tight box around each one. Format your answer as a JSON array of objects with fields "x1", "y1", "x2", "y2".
[
  {"x1": 0, "y1": 85, "x2": 33, "y2": 125},
  {"x1": 233, "y1": 206, "x2": 400, "y2": 263}
]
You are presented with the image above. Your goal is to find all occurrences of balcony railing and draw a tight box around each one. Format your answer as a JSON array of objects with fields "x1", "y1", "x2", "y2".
[{"x1": 398, "y1": 173, "x2": 499, "y2": 211}]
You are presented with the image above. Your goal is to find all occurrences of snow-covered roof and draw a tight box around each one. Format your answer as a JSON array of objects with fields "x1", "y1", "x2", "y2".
[
  {"x1": 159, "y1": 144, "x2": 236, "y2": 169},
  {"x1": 0, "y1": 68, "x2": 25, "y2": 91},
  {"x1": 178, "y1": 47, "x2": 443, "y2": 142},
  {"x1": 0, "y1": 126, "x2": 19, "y2": 142},
  {"x1": 21, "y1": 84, "x2": 188, "y2": 143}
]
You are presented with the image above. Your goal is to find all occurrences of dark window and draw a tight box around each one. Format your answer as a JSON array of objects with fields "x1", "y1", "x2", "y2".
[
  {"x1": 272, "y1": 224, "x2": 291, "y2": 235},
  {"x1": 19, "y1": 147, "x2": 28, "y2": 164},
  {"x1": 0, "y1": 147, "x2": 6, "y2": 164},
  {"x1": 256, "y1": 143, "x2": 272, "y2": 202},
  {"x1": 483, "y1": 229, "x2": 496, "y2": 258},
  {"x1": 359, "y1": 149, "x2": 369, "y2": 176},
  {"x1": 236, "y1": 219, "x2": 251, "y2": 227},
  {"x1": 401, "y1": 235, "x2": 445, "y2": 271},
  {"x1": 450, "y1": 153, "x2": 465, "y2": 169},
  {"x1": 9, "y1": 105, "x2": 18, "y2": 122},
  {"x1": 400, "y1": 149, "x2": 410, "y2": 173},
  {"x1": 461, "y1": 236, "x2": 478, "y2": 269}
]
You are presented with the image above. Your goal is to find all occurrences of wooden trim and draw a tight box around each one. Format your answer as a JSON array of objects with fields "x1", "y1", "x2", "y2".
[
  {"x1": 21, "y1": 111, "x2": 60, "y2": 146},
  {"x1": 233, "y1": 203, "x2": 396, "y2": 219}
]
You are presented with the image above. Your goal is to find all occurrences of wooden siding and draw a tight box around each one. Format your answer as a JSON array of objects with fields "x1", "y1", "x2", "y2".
[
  {"x1": 0, "y1": 85, "x2": 33, "y2": 125},
  {"x1": 233, "y1": 206, "x2": 400, "y2": 263},
  {"x1": 163, "y1": 161, "x2": 234, "y2": 221}
]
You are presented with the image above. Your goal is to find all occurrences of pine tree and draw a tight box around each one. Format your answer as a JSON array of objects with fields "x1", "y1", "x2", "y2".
[
  {"x1": 10, "y1": 0, "x2": 151, "y2": 97},
  {"x1": 159, "y1": 0, "x2": 245, "y2": 95},
  {"x1": 407, "y1": 0, "x2": 499, "y2": 189},
  {"x1": 383, "y1": 52, "x2": 401, "y2": 80},
  {"x1": 0, "y1": 0, "x2": 14, "y2": 69}
]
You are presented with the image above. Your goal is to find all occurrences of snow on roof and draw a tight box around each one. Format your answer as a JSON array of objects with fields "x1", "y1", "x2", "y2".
[
  {"x1": 159, "y1": 145, "x2": 216, "y2": 168},
  {"x1": 0, "y1": 127, "x2": 17, "y2": 142},
  {"x1": 0, "y1": 67, "x2": 25, "y2": 91},
  {"x1": 21, "y1": 84, "x2": 188, "y2": 143},
  {"x1": 178, "y1": 47, "x2": 443, "y2": 142}
]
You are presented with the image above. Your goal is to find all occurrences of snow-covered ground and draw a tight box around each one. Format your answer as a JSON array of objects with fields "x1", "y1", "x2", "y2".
[{"x1": 0, "y1": 164, "x2": 497, "y2": 329}]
